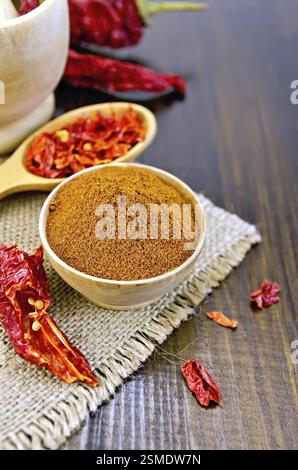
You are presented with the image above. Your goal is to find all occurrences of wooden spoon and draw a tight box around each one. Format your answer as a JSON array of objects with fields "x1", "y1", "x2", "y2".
[{"x1": 0, "y1": 102, "x2": 157, "y2": 201}]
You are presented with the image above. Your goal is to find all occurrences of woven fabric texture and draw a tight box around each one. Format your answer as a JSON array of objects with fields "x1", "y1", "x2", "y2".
[{"x1": 0, "y1": 192, "x2": 260, "y2": 450}]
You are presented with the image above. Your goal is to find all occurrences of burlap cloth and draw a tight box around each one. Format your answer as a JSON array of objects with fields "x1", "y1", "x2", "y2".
[{"x1": 0, "y1": 191, "x2": 261, "y2": 450}]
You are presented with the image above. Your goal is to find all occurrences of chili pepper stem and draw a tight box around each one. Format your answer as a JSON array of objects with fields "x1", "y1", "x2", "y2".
[
  {"x1": 136, "y1": 0, "x2": 207, "y2": 25},
  {"x1": 148, "y1": 2, "x2": 207, "y2": 14}
]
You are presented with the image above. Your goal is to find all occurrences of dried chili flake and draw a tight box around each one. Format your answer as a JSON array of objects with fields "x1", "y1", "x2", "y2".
[
  {"x1": 24, "y1": 107, "x2": 146, "y2": 179},
  {"x1": 206, "y1": 311, "x2": 238, "y2": 329},
  {"x1": 250, "y1": 279, "x2": 281, "y2": 309},
  {"x1": 181, "y1": 359, "x2": 222, "y2": 407},
  {"x1": 0, "y1": 245, "x2": 99, "y2": 386}
]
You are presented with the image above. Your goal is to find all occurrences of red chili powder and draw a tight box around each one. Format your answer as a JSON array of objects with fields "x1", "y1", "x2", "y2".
[{"x1": 46, "y1": 166, "x2": 196, "y2": 281}]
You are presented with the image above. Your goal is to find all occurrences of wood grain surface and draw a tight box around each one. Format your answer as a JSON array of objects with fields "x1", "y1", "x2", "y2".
[{"x1": 57, "y1": 0, "x2": 298, "y2": 450}]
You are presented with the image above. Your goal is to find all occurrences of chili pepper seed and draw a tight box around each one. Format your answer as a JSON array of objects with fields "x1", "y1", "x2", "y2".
[
  {"x1": 32, "y1": 321, "x2": 42, "y2": 332},
  {"x1": 28, "y1": 312, "x2": 38, "y2": 319},
  {"x1": 34, "y1": 300, "x2": 45, "y2": 310},
  {"x1": 56, "y1": 129, "x2": 69, "y2": 142},
  {"x1": 28, "y1": 297, "x2": 35, "y2": 306},
  {"x1": 83, "y1": 143, "x2": 92, "y2": 151},
  {"x1": 49, "y1": 202, "x2": 57, "y2": 212}
]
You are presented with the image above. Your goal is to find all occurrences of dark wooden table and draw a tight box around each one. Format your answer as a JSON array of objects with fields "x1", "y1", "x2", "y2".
[{"x1": 61, "y1": 0, "x2": 298, "y2": 450}]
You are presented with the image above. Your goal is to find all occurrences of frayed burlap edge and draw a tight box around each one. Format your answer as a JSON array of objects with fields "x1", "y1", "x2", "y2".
[{"x1": 1, "y1": 229, "x2": 261, "y2": 450}]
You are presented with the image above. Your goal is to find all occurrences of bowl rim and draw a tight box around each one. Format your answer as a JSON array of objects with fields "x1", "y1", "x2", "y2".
[
  {"x1": 39, "y1": 163, "x2": 206, "y2": 286},
  {"x1": 0, "y1": 0, "x2": 57, "y2": 28}
]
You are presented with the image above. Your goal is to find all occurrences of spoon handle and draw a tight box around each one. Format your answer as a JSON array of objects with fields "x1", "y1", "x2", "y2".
[
  {"x1": 0, "y1": 154, "x2": 30, "y2": 200},
  {"x1": 0, "y1": 154, "x2": 58, "y2": 201}
]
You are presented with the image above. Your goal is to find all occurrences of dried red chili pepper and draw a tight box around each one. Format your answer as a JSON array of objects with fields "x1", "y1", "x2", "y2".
[
  {"x1": 206, "y1": 311, "x2": 238, "y2": 329},
  {"x1": 0, "y1": 245, "x2": 99, "y2": 386},
  {"x1": 69, "y1": 0, "x2": 143, "y2": 49},
  {"x1": 25, "y1": 106, "x2": 146, "y2": 178},
  {"x1": 68, "y1": 0, "x2": 207, "y2": 49},
  {"x1": 19, "y1": 0, "x2": 41, "y2": 15},
  {"x1": 250, "y1": 279, "x2": 281, "y2": 309},
  {"x1": 20, "y1": 0, "x2": 206, "y2": 47},
  {"x1": 181, "y1": 359, "x2": 222, "y2": 407},
  {"x1": 64, "y1": 49, "x2": 186, "y2": 95}
]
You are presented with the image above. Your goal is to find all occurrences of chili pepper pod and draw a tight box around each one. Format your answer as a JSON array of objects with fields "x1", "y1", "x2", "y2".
[
  {"x1": 181, "y1": 359, "x2": 222, "y2": 406},
  {"x1": 64, "y1": 49, "x2": 186, "y2": 95},
  {"x1": 0, "y1": 245, "x2": 99, "y2": 386},
  {"x1": 69, "y1": 0, "x2": 207, "y2": 49}
]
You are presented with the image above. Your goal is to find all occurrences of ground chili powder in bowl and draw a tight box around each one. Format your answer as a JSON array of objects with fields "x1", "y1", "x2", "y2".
[{"x1": 40, "y1": 163, "x2": 206, "y2": 310}]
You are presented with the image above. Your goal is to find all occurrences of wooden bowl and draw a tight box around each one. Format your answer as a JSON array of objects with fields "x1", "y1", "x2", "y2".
[{"x1": 39, "y1": 163, "x2": 206, "y2": 311}]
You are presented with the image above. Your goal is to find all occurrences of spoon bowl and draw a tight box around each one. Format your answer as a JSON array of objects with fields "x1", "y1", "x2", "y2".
[{"x1": 0, "y1": 102, "x2": 157, "y2": 201}]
